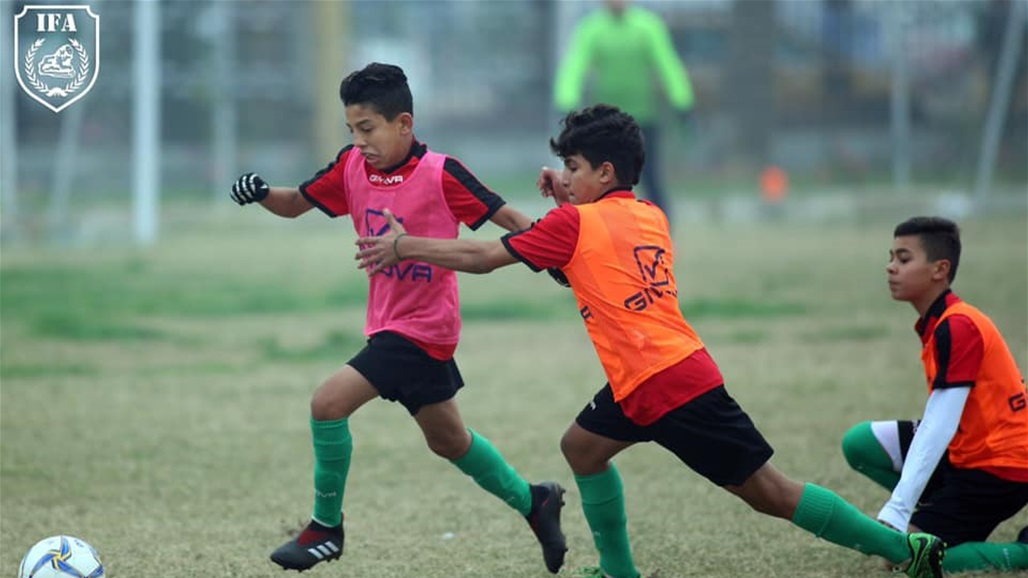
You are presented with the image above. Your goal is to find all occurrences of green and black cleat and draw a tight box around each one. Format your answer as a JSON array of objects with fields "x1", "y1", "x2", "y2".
[{"x1": 903, "y1": 532, "x2": 945, "y2": 578}]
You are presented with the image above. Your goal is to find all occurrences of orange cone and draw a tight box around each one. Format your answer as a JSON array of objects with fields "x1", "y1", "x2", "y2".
[{"x1": 760, "y1": 165, "x2": 789, "y2": 204}]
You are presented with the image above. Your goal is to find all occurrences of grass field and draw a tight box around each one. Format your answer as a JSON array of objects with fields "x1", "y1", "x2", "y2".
[{"x1": 2, "y1": 207, "x2": 1026, "y2": 578}]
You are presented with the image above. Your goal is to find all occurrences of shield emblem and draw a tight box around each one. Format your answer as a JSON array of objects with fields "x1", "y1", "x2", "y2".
[
  {"x1": 364, "y1": 208, "x2": 404, "y2": 237},
  {"x1": 14, "y1": 5, "x2": 100, "y2": 113}
]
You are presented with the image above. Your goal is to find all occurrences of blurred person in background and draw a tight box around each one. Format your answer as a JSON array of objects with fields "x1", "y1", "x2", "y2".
[
  {"x1": 553, "y1": 0, "x2": 695, "y2": 230},
  {"x1": 229, "y1": 62, "x2": 567, "y2": 575},
  {"x1": 842, "y1": 217, "x2": 1028, "y2": 574}
]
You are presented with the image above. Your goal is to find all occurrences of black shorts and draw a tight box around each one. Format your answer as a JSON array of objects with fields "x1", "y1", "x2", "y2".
[
  {"x1": 347, "y1": 331, "x2": 464, "y2": 415},
  {"x1": 575, "y1": 384, "x2": 774, "y2": 487},
  {"x1": 895, "y1": 421, "x2": 1028, "y2": 546}
]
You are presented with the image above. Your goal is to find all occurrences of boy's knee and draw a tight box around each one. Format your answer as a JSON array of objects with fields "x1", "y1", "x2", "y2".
[
  {"x1": 559, "y1": 429, "x2": 602, "y2": 474},
  {"x1": 841, "y1": 421, "x2": 874, "y2": 468},
  {"x1": 309, "y1": 376, "x2": 368, "y2": 421},
  {"x1": 309, "y1": 392, "x2": 337, "y2": 422},
  {"x1": 559, "y1": 431, "x2": 575, "y2": 461},
  {"x1": 426, "y1": 428, "x2": 472, "y2": 460}
]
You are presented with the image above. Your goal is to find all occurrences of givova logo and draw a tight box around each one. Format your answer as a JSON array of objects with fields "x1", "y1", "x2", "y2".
[
  {"x1": 363, "y1": 208, "x2": 433, "y2": 282},
  {"x1": 363, "y1": 208, "x2": 404, "y2": 238},
  {"x1": 14, "y1": 5, "x2": 99, "y2": 113},
  {"x1": 623, "y1": 245, "x2": 677, "y2": 312},
  {"x1": 632, "y1": 245, "x2": 670, "y2": 288},
  {"x1": 368, "y1": 174, "x2": 404, "y2": 185}
]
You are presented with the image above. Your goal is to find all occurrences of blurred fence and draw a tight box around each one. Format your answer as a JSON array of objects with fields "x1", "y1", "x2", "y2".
[{"x1": 1, "y1": 0, "x2": 1025, "y2": 245}]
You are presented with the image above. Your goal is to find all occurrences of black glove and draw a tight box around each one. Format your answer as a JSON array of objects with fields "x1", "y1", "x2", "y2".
[
  {"x1": 547, "y1": 267, "x2": 571, "y2": 288},
  {"x1": 231, "y1": 172, "x2": 270, "y2": 205}
]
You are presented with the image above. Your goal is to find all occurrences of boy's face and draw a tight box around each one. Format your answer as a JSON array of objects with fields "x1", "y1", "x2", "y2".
[
  {"x1": 887, "y1": 235, "x2": 949, "y2": 302},
  {"x1": 345, "y1": 104, "x2": 413, "y2": 170},
  {"x1": 561, "y1": 154, "x2": 615, "y2": 205}
]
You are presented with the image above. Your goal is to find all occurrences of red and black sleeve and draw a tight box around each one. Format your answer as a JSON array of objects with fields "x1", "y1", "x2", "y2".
[
  {"x1": 501, "y1": 205, "x2": 580, "y2": 271},
  {"x1": 441, "y1": 157, "x2": 505, "y2": 230},
  {"x1": 932, "y1": 315, "x2": 984, "y2": 389},
  {"x1": 299, "y1": 145, "x2": 355, "y2": 217}
]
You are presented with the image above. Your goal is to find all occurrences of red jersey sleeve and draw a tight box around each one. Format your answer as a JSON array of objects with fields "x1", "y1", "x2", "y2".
[
  {"x1": 501, "y1": 204, "x2": 580, "y2": 271},
  {"x1": 299, "y1": 146, "x2": 355, "y2": 217},
  {"x1": 441, "y1": 157, "x2": 505, "y2": 230},
  {"x1": 932, "y1": 315, "x2": 984, "y2": 389}
]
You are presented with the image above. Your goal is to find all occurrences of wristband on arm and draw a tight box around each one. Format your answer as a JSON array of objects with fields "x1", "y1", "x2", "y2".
[{"x1": 392, "y1": 233, "x2": 409, "y2": 260}]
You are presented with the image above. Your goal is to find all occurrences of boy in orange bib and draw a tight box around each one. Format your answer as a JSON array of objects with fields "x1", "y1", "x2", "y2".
[
  {"x1": 842, "y1": 216, "x2": 1028, "y2": 573},
  {"x1": 355, "y1": 105, "x2": 947, "y2": 578}
]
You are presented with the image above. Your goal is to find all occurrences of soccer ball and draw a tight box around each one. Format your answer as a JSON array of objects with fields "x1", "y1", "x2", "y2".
[{"x1": 18, "y1": 535, "x2": 105, "y2": 578}]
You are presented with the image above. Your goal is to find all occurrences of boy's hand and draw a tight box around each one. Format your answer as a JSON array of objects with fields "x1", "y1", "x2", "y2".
[
  {"x1": 355, "y1": 209, "x2": 407, "y2": 275},
  {"x1": 537, "y1": 166, "x2": 571, "y2": 206},
  {"x1": 231, "y1": 172, "x2": 270, "y2": 205}
]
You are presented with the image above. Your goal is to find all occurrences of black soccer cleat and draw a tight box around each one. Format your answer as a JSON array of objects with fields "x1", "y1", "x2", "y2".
[
  {"x1": 1018, "y1": 525, "x2": 1028, "y2": 544},
  {"x1": 270, "y1": 519, "x2": 344, "y2": 572},
  {"x1": 526, "y1": 482, "x2": 568, "y2": 574}
]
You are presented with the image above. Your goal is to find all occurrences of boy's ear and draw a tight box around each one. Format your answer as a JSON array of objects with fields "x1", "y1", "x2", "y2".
[
  {"x1": 398, "y1": 112, "x2": 414, "y2": 134},
  {"x1": 931, "y1": 258, "x2": 952, "y2": 282},
  {"x1": 600, "y1": 161, "x2": 616, "y2": 184}
]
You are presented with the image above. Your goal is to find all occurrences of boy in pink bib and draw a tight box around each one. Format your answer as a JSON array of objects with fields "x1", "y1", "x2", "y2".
[{"x1": 230, "y1": 62, "x2": 566, "y2": 574}]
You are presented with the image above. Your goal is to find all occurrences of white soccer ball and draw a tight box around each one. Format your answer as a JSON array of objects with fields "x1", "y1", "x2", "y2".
[{"x1": 18, "y1": 535, "x2": 105, "y2": 578}]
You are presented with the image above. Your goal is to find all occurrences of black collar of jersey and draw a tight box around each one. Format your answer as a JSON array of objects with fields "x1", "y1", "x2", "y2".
[
  {"x1": 916, "y1": 288, "x2": 960, "y2": 340},
  {"x1": 597, "y1": 186, "x2": 634, "y2": 201},
  {"x1": 380, "y1": 140, "x2": 427, "y2": 174}
]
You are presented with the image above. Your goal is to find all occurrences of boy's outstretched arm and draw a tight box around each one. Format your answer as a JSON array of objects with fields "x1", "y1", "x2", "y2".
[
  {"x1": 479, "y1": 167, "x2": 568, "y2": 233},
  {"x1": 261, "y1": 187, "x2": 314, "y2": 218},
  {"x1": 356, "y1": 209, "x2": 517, "y2": 275},
  {"x1": 489, "y1": 204, "x2": 534, "y2": 232}
]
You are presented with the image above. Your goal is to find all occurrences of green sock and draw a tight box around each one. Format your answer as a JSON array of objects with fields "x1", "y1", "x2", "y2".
[
  {"x1": 791, "y1": 483, "x2": 909, "y2": 562},
  {"x1": 575, "y1": 464, "x2": 640, "y2": 578},
  {"x1": 451, "y1": 429, "x2": 532, "y2": 516},
  {"x1": 944, "y1": 542, "x2": 1028, "y2": 572},
  {"x1": 841, "y1": 421, "x2": 900, "y2": 491},
  {"x1": 310, "y1": 417, "x2": 352, "y2": 527}
]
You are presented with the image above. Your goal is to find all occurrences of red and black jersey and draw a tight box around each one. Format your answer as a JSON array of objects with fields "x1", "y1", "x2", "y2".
[
  {"x1": 917, "y1": 290, "x2": 985, "y2": 390},
  {"x1": 298, "y1": 140, "x2": 504, "y2": 230},
  {"x1": 917, "y1": 290, "x2": 1028, "y2": 480},
  {"x1": 295, "y1": 140, "x2": 506, "y2": 360},
  {"x1": 503, "y1": 189, "x2": 723, "y2": 425}
]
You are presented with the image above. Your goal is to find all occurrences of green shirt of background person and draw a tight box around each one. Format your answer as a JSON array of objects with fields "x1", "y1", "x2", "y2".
[{"x1": 553, "y1": 0, "x2": 694, "y2": 228}]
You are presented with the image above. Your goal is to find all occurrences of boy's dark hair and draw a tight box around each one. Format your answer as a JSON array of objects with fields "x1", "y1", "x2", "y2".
[
  {"x1": 549, "y1": 104, "x2": 644, "y2": 187},
  {"x1": 894, "y1": 216, "x2": 962, "y2": 283},
  {"x1": 339, "y1": 62, "x2": 413, "y2": 120}
]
